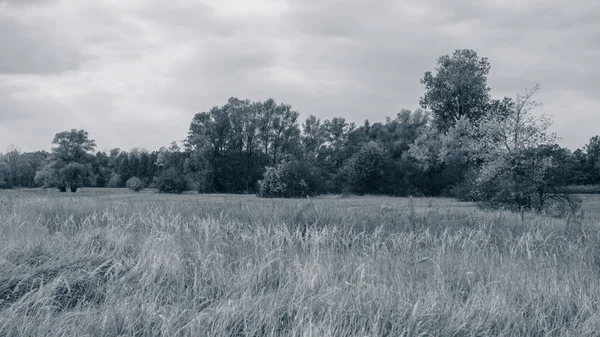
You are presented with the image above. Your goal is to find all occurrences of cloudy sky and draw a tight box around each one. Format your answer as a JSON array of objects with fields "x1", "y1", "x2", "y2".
[{"x1": 0, "y1": 0, "x2": 598, "y2": 152}]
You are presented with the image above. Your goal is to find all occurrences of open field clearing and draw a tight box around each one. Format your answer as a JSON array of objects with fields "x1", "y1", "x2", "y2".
[{"x1": 1, "y1": 190, "x2": 600, "y2": 336}]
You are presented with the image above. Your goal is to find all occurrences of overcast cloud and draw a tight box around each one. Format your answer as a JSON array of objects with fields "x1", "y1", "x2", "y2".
[{"x1": 0, "y1": 0, "x2": 598, "y2": 152}]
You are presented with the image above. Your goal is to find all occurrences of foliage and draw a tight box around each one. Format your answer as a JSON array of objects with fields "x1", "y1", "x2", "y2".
[
  {"x1": 155, "y1": 167, "x2": 188, "y2": 194},
  {"x1": 184, "y1": 154, "x2": 214, "y2": 193},
  {"x1": 343, "y1": 141, "x2": 391, "y2": 195},
  {"x1": 153, "y1": 142, "x2": 189, "y2": 194},
  {"x1": 467, "y1": 86, "x2": 579, "y2": 213},
  {"x1": 62, "y1": 162, "x2": 89, "y2": 192},
  {"x1": 0, "y1": 147, "x2": 48, "y2": 188},
  {"x1": 35, "y1": 157, "x2": 68, "y2": 192},
  {"x1": 557, "y1": 184, "x2": 600, "y2": 194},
  {"x1": 420, "y1": 49, "x2": 493, "y2": 131},
  {"x1": 258, "y1": 160, "x2": 323, "y2": 198},
  {"x1": 185, "y1": 98, "x2": 300, "y2": 193},
  {"x1": 107, "y1": 174, "x2": 123, "y2": 188},
  {"x1": 0, "y1": 159, "x2": 9, "y2": 189},
  {"x1": 36, "y1": 129, "x2": 96, "y2": 192},
  {"x1": 573, "y1": 136, "x2": 600, "y2": 184},
  {"x1": 126, "y1": 176, "x2": 144, "y2": 192},
  {"x1": 0, "y1": 48, "x2": 598, "y2": 205}
]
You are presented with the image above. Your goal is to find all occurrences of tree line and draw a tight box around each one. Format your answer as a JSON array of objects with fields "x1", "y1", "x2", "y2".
[{"x1": 1, "y1": 49, "x2": 598, "y2": 213}]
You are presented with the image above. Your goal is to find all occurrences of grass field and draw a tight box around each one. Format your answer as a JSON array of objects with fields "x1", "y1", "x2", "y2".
[{"x1": 1, "y1": 189, "x2": 600, "y2": 336}]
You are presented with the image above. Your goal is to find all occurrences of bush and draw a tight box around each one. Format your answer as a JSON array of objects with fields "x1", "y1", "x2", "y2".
[
  {"x1": 126, "y1": 176, "x2": 144, "y2": 192},
  {"x1": 258, "y1": 160, "x2": 323, "y2": 198},
  {"x1": 155, "y1": 168, "x2": 188, "y2": 194},
  {"x1": 471, "y1": 146, "x2": 581, "y2": 215}
]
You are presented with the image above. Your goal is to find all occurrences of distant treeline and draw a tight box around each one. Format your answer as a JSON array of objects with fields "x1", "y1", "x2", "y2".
[{"x1": 0, "y1": 49, "x2": 597, "y2": 212}]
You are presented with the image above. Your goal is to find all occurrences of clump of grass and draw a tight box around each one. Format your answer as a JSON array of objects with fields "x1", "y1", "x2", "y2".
[{"x1": 0, "y1": 257, "x2": 113, "y2": 311}]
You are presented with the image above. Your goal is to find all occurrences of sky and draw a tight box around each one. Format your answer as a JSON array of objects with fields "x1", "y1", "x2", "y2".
[{"x1": 0, "y1": 0, "x2": 599, "y2": 153}]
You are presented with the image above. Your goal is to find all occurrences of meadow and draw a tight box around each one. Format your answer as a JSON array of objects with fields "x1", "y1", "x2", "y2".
[{"x1": 1, "y1": 189, "x2": 600, "y2": 336}]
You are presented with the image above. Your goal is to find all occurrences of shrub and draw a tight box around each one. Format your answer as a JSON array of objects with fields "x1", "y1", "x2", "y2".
[
  {"x1": 473, "y1": 146, "x2": 581, "y2": 215},
  {"x1": 155, "y1": 168, "x2": 188, "y2": 194},
  {"x1": 126, "y1": 176, "x2": 144, "y2": 192},
  {"x1": 258, "y1": 160, "x2": 323, "y2": 198}
]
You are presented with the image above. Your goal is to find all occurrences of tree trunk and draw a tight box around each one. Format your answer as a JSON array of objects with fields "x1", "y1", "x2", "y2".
[
  {"x1": 70, "y1": 185, "x2": 78, "y2": 193},
  {"x1": 537, "y1": 189, "x2": 544, "y2": 213}
]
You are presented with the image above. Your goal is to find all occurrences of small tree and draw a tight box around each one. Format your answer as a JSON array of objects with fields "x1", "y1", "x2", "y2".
[
  {"x1": 126, "y1": 176, "x2": 144, "y2": 192},
  {"x1": 258, "y1": 165, "x2": 288, "y2": 198},
  {"x1": 469, "y1": 85, "x2": 581, "y2": 214}
]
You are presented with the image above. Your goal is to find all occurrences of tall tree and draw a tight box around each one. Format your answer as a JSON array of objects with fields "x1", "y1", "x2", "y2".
[
  {"x1": 91, "y1": 151, "x2": 111, "y2": 187},
  {"x1": 0, "y1": 155, "x2": 8, "y2": 189},
  {"x1": 301, "y1": 115, "x2": 327, "y2": 164},
  {"x1": 420, "y1": 49, "x2": 492, "y2": 131},
  {"x1": 4, "y1": 145, "x2": 23, "y2": 188},
  {"x1": 19, "y1": 151, "x2": 48, "y2": 187}
]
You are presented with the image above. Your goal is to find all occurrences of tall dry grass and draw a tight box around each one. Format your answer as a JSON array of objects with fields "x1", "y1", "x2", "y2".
[{"x1": 1, "y1": 192, "x2": 600, "y2": 336}]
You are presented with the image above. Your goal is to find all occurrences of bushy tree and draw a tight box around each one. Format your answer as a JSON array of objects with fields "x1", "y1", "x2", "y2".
[
  {"x1": 469, "y1": 85, "x2": 580, "y2": 213},
  {"x1": 36, "y1": 129, "x2": 96, "y2": 192},
  {"x1": 155, "y1": 167, "x2": 187, "y2": 194},
  {"x1": 62, "y1": 162, "x2": 88, "y2": 192},
  {"x1": 257, "y1": 165, "x2": 288, "y2": 198},
  {"x1": 34, "y1": 158, "x2": 68, "y2": 192},
  {"x1": 126, "y1": 176, "x2": 144, "y2": 192},
  {"x1": 475, "y1": 145, "x2": 580, "y2": 214},
  {"x1": 258, "y1": 160, "x2": 323, "y2": 198}
]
